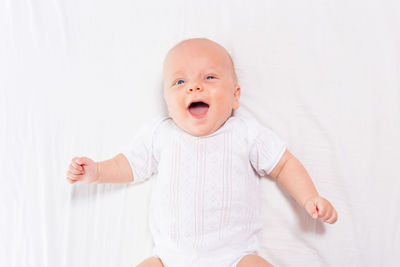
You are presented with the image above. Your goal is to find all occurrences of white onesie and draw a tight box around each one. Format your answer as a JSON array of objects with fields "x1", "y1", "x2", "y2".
[{"x1": 122, "y1": 115, "x2": 287, "y2": 267}]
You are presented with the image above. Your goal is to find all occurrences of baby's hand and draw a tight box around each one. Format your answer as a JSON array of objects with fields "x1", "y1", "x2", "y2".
[
  {"x1": 66, "y1": 156, "x2": 99, "y2": 184},
  {"x1": 304, "y1": 196, "x2": 338, "y2": 224}
]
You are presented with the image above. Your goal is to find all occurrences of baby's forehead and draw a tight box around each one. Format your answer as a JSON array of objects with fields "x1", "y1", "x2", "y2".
[
  {"x1": 168, "y1": 39, "x2": 233, "y2": 63},
  {"x1": 163, "y1": 40, "x2": 234, "y2": 72}
]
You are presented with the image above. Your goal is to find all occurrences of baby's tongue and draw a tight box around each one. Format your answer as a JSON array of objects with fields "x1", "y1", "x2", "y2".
[{"x1": 189, "y1": 102, "x2": 209, "y2": 116}]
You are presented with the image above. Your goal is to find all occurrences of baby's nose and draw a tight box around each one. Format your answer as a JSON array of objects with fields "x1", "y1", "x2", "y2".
[{"x1": 187, "y1": 86, "x2": 203, "y2": 93}]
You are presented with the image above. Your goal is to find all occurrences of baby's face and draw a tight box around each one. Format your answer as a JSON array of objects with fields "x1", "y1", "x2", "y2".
[{"x1": 163, "y1": 39, "x2": 240, "y2": 137}]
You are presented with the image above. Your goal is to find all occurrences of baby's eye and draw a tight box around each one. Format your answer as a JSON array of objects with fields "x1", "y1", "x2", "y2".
[
  {"x1": 206, "y1": 75, "x2": 215, "y2": 80},
  {"x1": 175, "y1": 79, "x2": 185, "y2": 85}
]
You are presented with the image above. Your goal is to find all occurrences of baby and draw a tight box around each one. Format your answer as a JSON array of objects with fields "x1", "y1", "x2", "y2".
[{"x1": 66, "y1": 38, "x2": 338, "y2": 267}]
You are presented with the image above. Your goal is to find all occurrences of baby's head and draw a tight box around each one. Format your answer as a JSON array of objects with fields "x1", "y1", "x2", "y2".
[{"x1": 163, "y1": 38, "x2": 241, "y2": 137}]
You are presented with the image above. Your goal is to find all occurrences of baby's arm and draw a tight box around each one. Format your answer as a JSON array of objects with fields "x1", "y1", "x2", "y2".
[
  {"x1": 269, "y1": 150, "x2": 338, "y2": 224},
  {"x1": 66, "y1": 153, "x2": 133, "y2": 184}
]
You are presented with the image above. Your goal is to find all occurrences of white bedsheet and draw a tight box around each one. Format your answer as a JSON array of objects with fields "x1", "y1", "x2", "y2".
[{"x1": 1, "y1": 0, "x2": 399, "y2": 266}]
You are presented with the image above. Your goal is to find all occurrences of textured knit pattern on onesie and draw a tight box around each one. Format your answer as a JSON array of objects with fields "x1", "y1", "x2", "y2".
[{"x1": 122, "y1": 115, "x2": 287, "y2": 267}]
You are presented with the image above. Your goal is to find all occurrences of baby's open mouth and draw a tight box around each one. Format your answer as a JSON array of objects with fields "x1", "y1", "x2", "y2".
[{"x1": 188, "y1": 101, "x2": 209, "y2": 118}]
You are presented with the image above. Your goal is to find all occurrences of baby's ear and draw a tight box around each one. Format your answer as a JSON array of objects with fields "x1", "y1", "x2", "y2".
[
  {"x1": 234, "y1": 86, "x2": 241, "y2": 97},
  {"x1": 233, "y1": 87, "x2": 241, "y2": 109}
]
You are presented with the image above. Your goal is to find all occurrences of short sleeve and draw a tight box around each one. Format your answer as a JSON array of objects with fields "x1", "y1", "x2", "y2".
[
  {"x1": 248, "y1": 120, "x2": 287, "y2": 177},
  {"x1": 121, "y1": 117, "x2": 164, "y2": 184}
]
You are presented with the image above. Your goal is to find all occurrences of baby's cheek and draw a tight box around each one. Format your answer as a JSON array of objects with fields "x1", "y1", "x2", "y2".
[{"x1": 166, "y1": 96, "x2": 183, "y2": 113}]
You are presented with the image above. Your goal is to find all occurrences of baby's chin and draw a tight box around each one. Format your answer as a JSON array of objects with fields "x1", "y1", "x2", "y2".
[
  {"x1": 169, "y1": 109, "x2": 233, "y2": 137},
  {"x1": 175, "y1": 119, "x2": 221, "y2": 137}
]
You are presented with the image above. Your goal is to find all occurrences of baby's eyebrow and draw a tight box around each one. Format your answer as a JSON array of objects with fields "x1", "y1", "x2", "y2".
[
  {"x1": 169, "y1": 70, "x2": 185, "y2": 77},
  {"x1": 205, "y1": 70, "x2": 220, "y2": 75},
  {"x1": 205, "y1": 66, "x2": 220, "y2": 71}
]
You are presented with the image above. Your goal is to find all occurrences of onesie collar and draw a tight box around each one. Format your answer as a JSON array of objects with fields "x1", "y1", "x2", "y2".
[{"x1": 171, "y1": 115, "x2": 237, "y2": 139}]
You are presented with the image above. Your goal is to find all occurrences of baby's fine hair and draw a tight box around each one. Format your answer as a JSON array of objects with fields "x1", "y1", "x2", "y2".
[{"x1": 168, "y1": 37, "x2": 238, "y2": 84}]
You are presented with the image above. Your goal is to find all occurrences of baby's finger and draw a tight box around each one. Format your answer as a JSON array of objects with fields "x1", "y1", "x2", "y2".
[
  {"x1": 66, "y1": 170, "x2": 81, "y2": 180},
  {"x1": 304, "y1": 199, "x2": 318, "y2": 219},
  {"x1": 326, "y1": 209, "x2": 338, "y2": 224},
  {"x1": 316, "y1": 200, "x2": 326, "y2": 219},
  {"x1": 71, "y1": 161, "x2": 83, "y2": 171},
  {"x1": 320, "y1": 209, "x2": 332, "y2": 222},
  {"x1": 67, "y1": 177, "x2": 77, "y2": 184},
  {"x1": 69, "y1": 165, "x2": 83, "y2": 175},
  {"x1": 75, "y1": 157, "x2": 90, "y2": 166}
]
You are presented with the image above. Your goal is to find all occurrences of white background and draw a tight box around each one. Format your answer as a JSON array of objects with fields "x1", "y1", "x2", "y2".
[{"x1": 1, "y1": 0, "x2": 399, "y2": 266}]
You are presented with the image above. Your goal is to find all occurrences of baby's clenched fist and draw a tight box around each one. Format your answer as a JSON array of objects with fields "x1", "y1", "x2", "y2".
[
  {"x1": 304, "y1": 195, "x2": 338, "y2": 224},
  {"x1": 66, "y1": 156, "x2": 99, "y2": 184}
]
